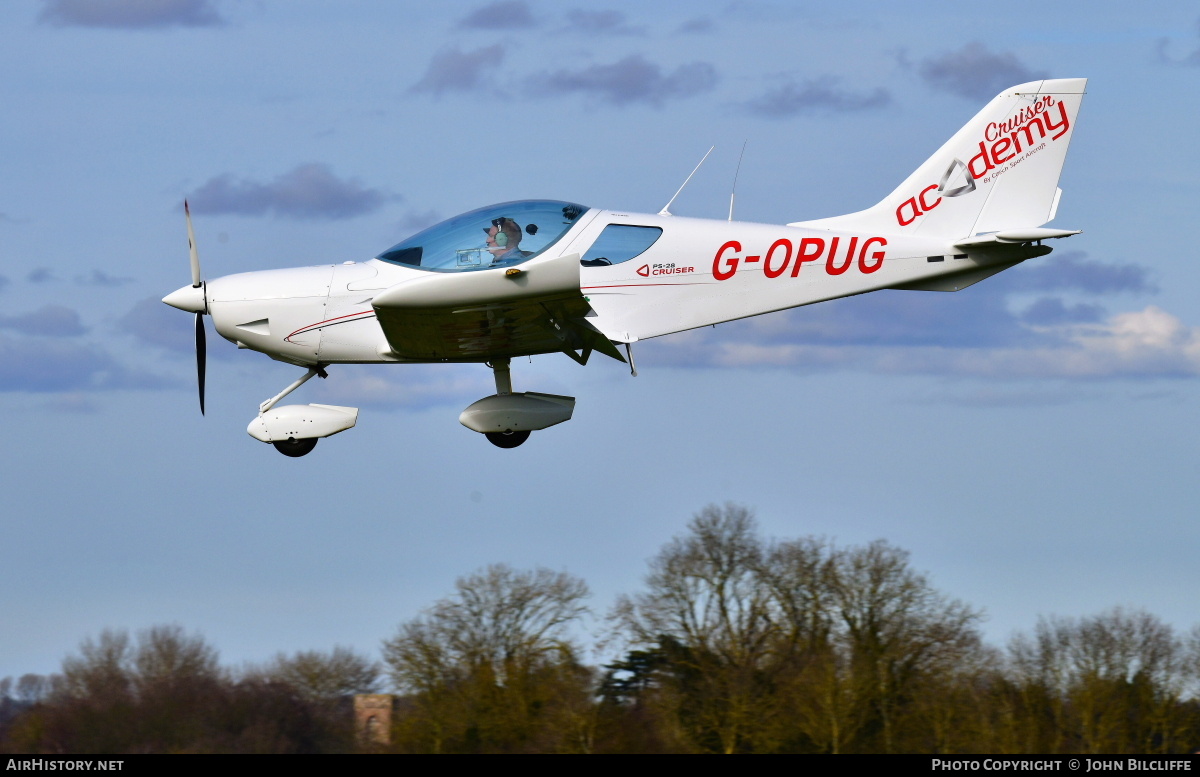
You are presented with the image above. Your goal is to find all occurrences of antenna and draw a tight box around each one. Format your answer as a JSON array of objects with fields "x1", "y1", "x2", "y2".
[
  {"x1": 659, "y1": 145, "x2": 714, "y2": 217},
  {"x1": 728, "y1": 140, "x2": 747, "y2": 221}
]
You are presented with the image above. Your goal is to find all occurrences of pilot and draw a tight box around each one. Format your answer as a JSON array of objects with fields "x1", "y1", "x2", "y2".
[{"x1": 484, "y1": 217, "x2": 533, "y2": 265}]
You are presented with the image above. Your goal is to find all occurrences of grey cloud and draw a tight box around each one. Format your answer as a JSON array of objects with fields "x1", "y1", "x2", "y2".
[
  {"x1": 311, "y1": 364, "x2": 491, "y2": 411},
  {"x1": 678, "y1": 17, "x2": 714, "y2": 34},
  {"x1": 27, "y1": 268, "x2": 57, "y2": 283},
  {"x1": 409, "y1": 45, "x2": 505, "y2": 96},
  {"x1": 42, "y1": 393, "x2": 100, "y2": 413},
  {"x1": 1002, "y1": 253, "x2": 1156, "y2": 295},
  {"x1": 734, "y1": 287, "x2": 1027, "y2": 349},
  {"x1": 1155, "y1": 19, "x2": 1200, "y2": 66},
  {"x1": 189, "y1": 164, "x2": 389, "y2": 220},
  {"x1": 0, "y1": 334, "x2": 172, "y2": 393},
  {"x1": 918, "y1": 42, "x2": 1047, "y2": 101},
  {"x1": 563, "y1": 10, "x2": 643, "y2": 36},
  {"x1": 76, "y1": 269, "x2": 133, "y2": 287},
  {"x1": 119, "y1": 298, "x2": 238, "y2": 362},
  {"x1": 744, "y1": 78, "x2": 890, "y2": 118},
  {"x1": 458, "y1": 1, "x2": 535, "y2": 29},
  {"x1": 643, "y1": 306, "x2": 1200, "y2": 381},
  {"x1": 1020, "y1": 298, "x2": 1107, "y2": 326},
  {"x1": 532, "y1": 55, "x2": 717, "y2": 107},
  {"x1": 38, "y1": 0, "x2": 223, "y2": 29},
  {"x1": 398, "y1": 209, "x2": 442, "y2": 234},
  {"x1": 0, "y1": 305, "x2": 87, "y2": 337}
]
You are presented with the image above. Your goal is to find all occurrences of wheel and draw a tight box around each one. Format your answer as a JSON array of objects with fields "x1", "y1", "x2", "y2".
[
  {"x1": 485, "y1": 430, "x2": 530, "y2": 449},
  {"x1": 273, "y1": 437, "x2": 318, "y2": 457}
]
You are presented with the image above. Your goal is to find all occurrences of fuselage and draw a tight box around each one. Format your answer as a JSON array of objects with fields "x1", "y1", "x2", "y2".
[{"x1": 184, "y1": 202, "x2": 1042, "y2": 369}]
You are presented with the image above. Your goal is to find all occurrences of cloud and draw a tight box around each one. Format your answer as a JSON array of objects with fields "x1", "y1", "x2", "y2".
[
  {"x1": 76, "y1": 269, "x2": 133, "y2": 287},
  {"x1": 41, "y1": 392, "x2": 100, "y2": 413},
  {"x1": 28, "y1": 268, "x2": 57, "y2": 283},
  {"x1": 744, "y1": 78, "x2": 890, "y2": 118},
  {"x1": 397, "y1": 209, "x2": 442, "y2": 234},
  {"x1": 409, "y1": 45, "x2": 505, "y2": 96},
  {"x1": 633, "y1": 249, "x2": 1180, "y2": 384},
  {"x1": 0, "y1": 305, "x2": 87, "y2": 337},
  {"x1": 0, "y1": 334, "x2": 172, "y2": 393},
  {"x1": 645, "y1": 305, "x2": 1200, "y2": 381},
  {"x1": 1019, "y1": 298, "x2": 1106, "y2": 326},
  {"x1": 678, "y1": 17, "x2": 714, "y2": 34},
  {"x1": 1003, "y1": 252, "x2": 1155, "y2": 295},
  {"x1": 1155, "y1": 19, "x2": 1200, "y2": 66},
  {"x1": 38, "y1": 0, "x2": 223, "y2": 29},
  {"x1": 531, "y1": 55, "x2": 717, "y2": 107},
  {"x1": 119, "y1": 297, "x2": 240, "y2": 363},
  {"x1": 458, "y1": 1, "x2": 535, "y2": 30},
  {"x1": 310, "y1": 364, "x2": 491, "y2": 411},
  {"x1": 917, "y1": 42, "x2": 1047, "y2": 101},
  {"x1": 188, "y1": 164, "x2": 389, "y2": 220},
  {"x1": 563, "y1": 10, "x2": 643, "y2": 36}
]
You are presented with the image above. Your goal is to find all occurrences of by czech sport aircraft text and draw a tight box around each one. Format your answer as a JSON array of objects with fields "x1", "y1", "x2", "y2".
[{"x1": 164, "y1": 78, "x2": 1087, "y2": 457}]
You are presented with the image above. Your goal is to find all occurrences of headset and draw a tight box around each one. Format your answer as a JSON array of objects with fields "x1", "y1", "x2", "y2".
[{"x1": 491, "y1": 217, "x2": 515, "y2": 248}]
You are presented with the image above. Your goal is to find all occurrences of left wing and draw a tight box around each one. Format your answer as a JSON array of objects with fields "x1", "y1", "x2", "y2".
[{"x1": 371, "y1": 252, "x2": 625, "y2": 364}]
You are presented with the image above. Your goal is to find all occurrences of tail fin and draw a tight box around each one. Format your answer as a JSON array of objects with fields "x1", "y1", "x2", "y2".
[{"x1": 791, "y1": 78, "x2": 1087, "y2": 239}]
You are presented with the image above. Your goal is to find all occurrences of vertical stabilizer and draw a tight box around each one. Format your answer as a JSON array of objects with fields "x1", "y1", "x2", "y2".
[{"x1": 790, "y1": 79, "x2": 1087, "y2": 239}]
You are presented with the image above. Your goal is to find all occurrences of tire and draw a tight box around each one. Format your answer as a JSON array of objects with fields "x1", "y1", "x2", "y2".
[
  {"x1": 485, "y1": 430, "x2": 531, "y2": 449},
  {"x1": 273, "y1": 437, "x2": 319, "y2": 457}
]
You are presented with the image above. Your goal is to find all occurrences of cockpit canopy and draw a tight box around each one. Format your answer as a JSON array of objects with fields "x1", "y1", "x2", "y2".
[{"x1": 376, "y1": 200, "x2": 590, "y2": 272}]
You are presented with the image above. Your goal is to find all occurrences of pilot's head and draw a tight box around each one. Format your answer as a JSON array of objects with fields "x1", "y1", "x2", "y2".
[{"x1": 485, "y1": 217, "x2": 522, "y2": 257}]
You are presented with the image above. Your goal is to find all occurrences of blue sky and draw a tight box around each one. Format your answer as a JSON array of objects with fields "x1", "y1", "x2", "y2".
[{"x1": 2, "y1": 0, "x2": 1199, "y2": 677}]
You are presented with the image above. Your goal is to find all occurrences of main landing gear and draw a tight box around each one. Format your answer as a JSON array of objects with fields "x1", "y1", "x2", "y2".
[{"x1": 459, "y1": 358, "x2": 575, "y2": 449}]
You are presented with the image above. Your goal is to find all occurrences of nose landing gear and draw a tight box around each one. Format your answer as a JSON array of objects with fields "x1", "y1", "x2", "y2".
[{"x1": 246, "y1": 366, "x2": 359, "y2": 457}]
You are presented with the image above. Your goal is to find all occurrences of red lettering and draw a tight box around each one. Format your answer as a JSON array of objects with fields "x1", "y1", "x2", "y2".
[
  {"x1": 858, "y1": 237, "x2": 886, "y2": 274},
  {"x1": 1044, "y1": 99, "x2": 1070, "y2": 140},
  {"x1": 918, "y1": 184, "x2": 941, "y2": 212},
  {"x1": 712, "y1": 241, "x2": 741, "y2": 281},
  {"x1": 990, "y1": 136, "x2": 1014, "y2": 164},
  {"x1": 968, "y1": 140, "x2": 995, "y2": 179},
  {"x1": 896, "y1": 197, "x2": 921, "y2": 226},
  {"x1": 792, "y1": 237, "x2": 825, "y2": 277},
  {"x1": 824, "y1": 236, "x2": 853, "y2": 276},
  {"x1": 763, "y1": 239, "x2": 792, "y2": 279}
]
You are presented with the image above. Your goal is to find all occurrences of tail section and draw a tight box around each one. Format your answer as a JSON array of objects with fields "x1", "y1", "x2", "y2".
[{"x1": 791, "y1": 78, "x2": 1087, "y2": 239}]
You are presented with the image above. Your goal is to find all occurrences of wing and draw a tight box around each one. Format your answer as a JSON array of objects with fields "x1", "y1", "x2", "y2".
[{"x1": 371, "y1": 252, "x2": 625, "y2": 364}]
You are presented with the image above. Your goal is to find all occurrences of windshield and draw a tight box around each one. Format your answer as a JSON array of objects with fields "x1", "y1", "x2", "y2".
[{"x1": 376, "y1": 200, "x2": 590, "y2": 272}]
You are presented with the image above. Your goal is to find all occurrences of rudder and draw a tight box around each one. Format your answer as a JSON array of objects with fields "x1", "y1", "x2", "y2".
[{"x1": 791, "y1": 78, "x2": 1087, "y2": 239}]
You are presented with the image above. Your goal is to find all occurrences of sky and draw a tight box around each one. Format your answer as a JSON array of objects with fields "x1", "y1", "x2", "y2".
[{"x1": 3, "y1": 0, "x2": 1200, "y2": 678}]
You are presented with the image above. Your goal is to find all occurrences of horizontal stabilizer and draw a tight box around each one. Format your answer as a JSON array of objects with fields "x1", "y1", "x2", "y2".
[{"x1": 954, "y1": 228, "x2": 1081, "y2": 248}]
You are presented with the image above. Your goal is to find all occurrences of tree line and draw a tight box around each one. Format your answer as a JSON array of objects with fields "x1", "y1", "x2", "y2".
[{"x1": 3, "y1": 503, "x2": 1198, "y2": 753}]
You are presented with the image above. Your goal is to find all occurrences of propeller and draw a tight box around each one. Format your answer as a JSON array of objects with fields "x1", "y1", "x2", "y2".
[
  {"x1": 195, "y1": 307, "x2": 206, "y2": 416},
  {"x1": 163, "y1": 200, "x2": 210, "y2": 415}
]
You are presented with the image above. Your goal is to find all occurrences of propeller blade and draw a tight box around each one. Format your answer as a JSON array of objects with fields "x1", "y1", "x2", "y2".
[
  {"x1": 185, "y1": 199, "x2": 201, "y2": 288},
  {"x1": 196, "y1": 311, "x2": 207, "y2": 416}
]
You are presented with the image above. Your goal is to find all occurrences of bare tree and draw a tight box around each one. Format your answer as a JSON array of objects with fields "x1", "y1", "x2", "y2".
[
  {"x1": 612, "y1": 503, "x2": 778, "y2": 753},
  {"x1": 1009, "y1": 608, "x2": 1194, "y2": 754},
  {"x1": 382, "y1": 564, "x2": 592, "y2": 753},
  {"x1": 262, "y1": 646, "x2": 380, "y2": 702}
]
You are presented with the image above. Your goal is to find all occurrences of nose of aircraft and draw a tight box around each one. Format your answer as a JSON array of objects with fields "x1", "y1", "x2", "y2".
[{"x1": 163, "y1": 283, "x2": 206, "y2": 313}]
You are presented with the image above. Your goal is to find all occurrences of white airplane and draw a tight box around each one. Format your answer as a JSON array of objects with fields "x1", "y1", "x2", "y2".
[{"x1": 165, "y1": 78, "x2": 1086, "y2": 456}]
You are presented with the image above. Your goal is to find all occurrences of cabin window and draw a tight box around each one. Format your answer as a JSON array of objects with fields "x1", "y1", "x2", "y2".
[
  {"x1": 580, "y1": 225, "x2": 663, "y2": 267},
  {"x1": 376, "y1": 200, "x2": 589, "y2": 273}
]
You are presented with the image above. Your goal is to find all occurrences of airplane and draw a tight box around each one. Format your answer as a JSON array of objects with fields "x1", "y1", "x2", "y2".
[{"x1": 164, "y1": 78, "x2": 1087, "y2": 457}]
